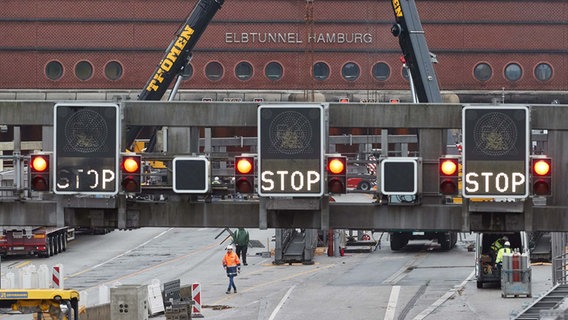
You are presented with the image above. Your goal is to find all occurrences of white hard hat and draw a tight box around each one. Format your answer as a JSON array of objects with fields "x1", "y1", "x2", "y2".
[
  {"x1": 226, "y1": 244, "x2": 234, "y2": 250},
  {"x1": 504, "y1": 241, "x2": 511, "y2": 246}
]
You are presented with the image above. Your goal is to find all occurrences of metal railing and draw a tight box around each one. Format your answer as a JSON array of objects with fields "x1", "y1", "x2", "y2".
[
  {"x1": 0, "y1": 153, "x2": 25, "y2": 195},
  {"x1": 552, "y1": 233, "x2": 568, "y2": 285}
]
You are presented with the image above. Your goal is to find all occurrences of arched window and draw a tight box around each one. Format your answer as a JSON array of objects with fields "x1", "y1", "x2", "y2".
[
  {"x1": 104, "y1": 61, "x2": 123, "y2": 81},
  {"x1": 205, "y1": 61, "x2": 224, "y2": 81},
  {"x1": 313, "y1": 62, "x2": 330, "y2": 81},
  {"x1": 534, "y1": 63, "x2": 553, "y2": 82},
  {"x1": 75, "y1": 61, "x2": 93, "y2": 81},
  {"x1": 474, "y1": 62, "x2": 492, "y2": 82},
  {"x1": 265, "y1": 61, "x2": 283, "y2": 81},
  {"x1": 372, "y1": 62, "x2": 390, "y2": 81},
  {"x1": 341, "y1": 62, "x2": 360, "y2": 81},
  {"x1": 235, "y1": 61, "x2": 253, "y2": 81},
  {"x1": 504, "y1": 63, "x2": 522, "y2": 82},
  {"x1": 45, "y1": 61, "x2": 64, "y2": 81}
]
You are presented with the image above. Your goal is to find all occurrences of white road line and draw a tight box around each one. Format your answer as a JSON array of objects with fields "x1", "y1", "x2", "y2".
[
  {"x1": 412, "y1": 269, "x2": 475, "y2": 320},
  {"x1": 268, "y1": 285, "x2": 296, "y2": 320},
  {"x1": 91, "y1": 228, "x2": 172, "y2": 269},
  {"x1": 383, "y1": 264, "x2": 408, "y2": 284},
  {"x1": 385, "y1": 285, "x2": 401, "y2": 320}
]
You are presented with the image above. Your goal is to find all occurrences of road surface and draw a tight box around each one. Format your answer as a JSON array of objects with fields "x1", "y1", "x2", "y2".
[{"x1": 0, "y1": 226, "x2": 554, "y2": 319}]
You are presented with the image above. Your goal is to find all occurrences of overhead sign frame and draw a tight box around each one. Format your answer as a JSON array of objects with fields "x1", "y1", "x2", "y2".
[{"x1": 462, "y1": 105, "x2": 530, "y2": 199}]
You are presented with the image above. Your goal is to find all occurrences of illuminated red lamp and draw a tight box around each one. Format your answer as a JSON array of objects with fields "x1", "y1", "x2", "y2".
[{"x1": 439, "y1": 157, "x2": 459, "y2": 195}]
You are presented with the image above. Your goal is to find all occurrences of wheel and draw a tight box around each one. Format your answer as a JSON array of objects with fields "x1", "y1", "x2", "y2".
[
  {"x1": 55, "y1": 234, "x2": 61, "y2": 254},
  {"x1": 390, "y1": 233, "x2": 407, "y2": 251},
  {"x1": 438, "y1": 232, "x2": 457, "y2": 251},
  {"x1": 47, "y1": 237, "x2": 53, "y2": 256},
  {"x1": 451, "y1": 232, "x2": 458, "y2": 248},
  {"x1": 62, "y1": 234, "x2": 67, "y2": 251},
  {"x1": 50, "y1": 236, "x2": 57, "y2": 255},
  {"x1": 59, "y1": 234, "x2": 65, "y2": 252},
  {"x1": 439, "y1": 234, "x2": 454, "y2": 250},
  {"x1": 358, "y1": 181, "x2": 371, "y2": 191}
]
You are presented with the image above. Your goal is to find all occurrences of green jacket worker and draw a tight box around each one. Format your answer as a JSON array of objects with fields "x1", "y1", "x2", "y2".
[{"x1": 233, "y1": 228, "x2": 249, "y2": 265}]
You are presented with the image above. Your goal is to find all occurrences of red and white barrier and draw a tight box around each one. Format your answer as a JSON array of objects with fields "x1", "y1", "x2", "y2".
[
  {"x1": 192, "y1": 282, "x2": 204, "y2": 318},
  {"x1": 52, "y1": 264, "x2": 64, "y2": 288}
]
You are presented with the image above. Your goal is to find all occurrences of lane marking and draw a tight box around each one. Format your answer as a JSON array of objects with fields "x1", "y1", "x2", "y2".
[
  {"x1": 67, "y1": 228, "x2": 174, "y2": 278},
  {"x1": 268, "y1": 285, "x2": 296, "y2": 320},
  {"x1": 385, "y1": 285, "x2": 400, "y2": 320},
  {"x1": 213, "y1": 262, "x2": 338, "y2": 305},
  {"x1": 65, "y1": 228, "x2": 221, "y2": 285},
  {"x1": 14, "y1": 260, "x2": 32, "y2": 269},
  {"x1": 383, "y1": 254, "x2": 424, "y2": 285},
  {"x1": 412, "y1": 269, "x2": 475, "y2": 320}
]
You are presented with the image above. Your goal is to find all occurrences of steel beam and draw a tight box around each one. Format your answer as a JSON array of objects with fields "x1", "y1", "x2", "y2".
[{"x1": 0, "y1": 198, "x2": 567, "y2": 231}]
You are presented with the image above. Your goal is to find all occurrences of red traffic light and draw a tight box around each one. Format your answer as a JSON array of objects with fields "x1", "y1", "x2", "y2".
[
  {"x1": 236, "y1": 157, "x2": 253, "y2": 175},
  {"x1": 31, "y1": 155, "x2": 48, "y2": 172},
  {"x1": 328, "y1": 158, "x2": 346, "y2": 175},
  {"x1": 30, "y1": 154, "x2": 50, "y2": 191},
  {"x1": 122, "y1": 157, "x2": 140, "y2": 173},
  {"x1": 531, "y1": 157, "x2": 551, "y2": 196},
  {"x1": 533, "y1": 159, "x2": 550, "y2": 176},
  {"x1": 439, "y1": 157, "x2": 459, "y2": 195},
  {"x1": 121, "y1": 155, "x2": 142, "y2": 193},
  {"x1": 440, "y1": 159, "x2": 458, "y2": 176},
  {"x1": 234, "y1": 156, "x2": 254, "y2": 193},
  {"x1": 327, "y1": 156, "x2": 347, "y2": 194}
]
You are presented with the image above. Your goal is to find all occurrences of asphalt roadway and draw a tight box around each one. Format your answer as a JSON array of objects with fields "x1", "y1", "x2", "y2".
[
  {"x1": 0, "y1": 227, "x2": 555, "y2": 320},
  {"x1": 149, "y1": 231, "x2": 555, "y2": 320}
]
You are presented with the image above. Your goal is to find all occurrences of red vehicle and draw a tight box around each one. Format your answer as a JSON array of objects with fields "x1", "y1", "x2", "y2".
[
  {"x1": 347, "y1": 161, "x2": 376, "y2": 191},
  {"x1": 347, "y1": 177, "x2": 375, "y2": 191},
  {"x1": 0, "y1": 226, "x2": 75, "y2": 258}
]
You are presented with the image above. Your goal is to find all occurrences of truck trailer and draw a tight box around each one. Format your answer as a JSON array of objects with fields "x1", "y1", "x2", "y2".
[{"x1": 0, "y1": 226, "x2": 75, "y2": 258}]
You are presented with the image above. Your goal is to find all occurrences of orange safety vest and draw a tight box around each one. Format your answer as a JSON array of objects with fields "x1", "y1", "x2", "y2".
[{"x1": 222, "y1": 251, "x2": 241, "y2": 267}]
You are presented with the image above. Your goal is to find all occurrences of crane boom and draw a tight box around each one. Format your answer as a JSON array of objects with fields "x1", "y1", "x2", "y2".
[
  {"x1": 139, "y1": 0, "x2": 224, "y2": 101},
  {"x1": 390, "y1": 0, "x2": 442, "y2": 103},
  {"x1": 127, "y1": 0, "x2": 224, "y2": 149},
  {"x1": 129, "y1": 0, "x2": 439, "y2": 150}
]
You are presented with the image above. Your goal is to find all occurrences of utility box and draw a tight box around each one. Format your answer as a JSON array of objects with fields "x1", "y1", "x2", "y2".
[{"x1": 110, "y1": 284, "x2": 149, "y2": 320}]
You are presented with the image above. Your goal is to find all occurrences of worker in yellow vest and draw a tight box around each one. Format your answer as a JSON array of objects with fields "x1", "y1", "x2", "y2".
[{"x1": 495, "y1": 241, "x2": 512, "y2": 272}]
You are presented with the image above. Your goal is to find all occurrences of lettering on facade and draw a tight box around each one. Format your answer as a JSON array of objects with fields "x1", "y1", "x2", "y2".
[
  {"x1": 146, "y1": 25, "x2": 195, "y2": 92},
  {"x1": 225, "y1": 32, "x2": 373, "y2": 44}
]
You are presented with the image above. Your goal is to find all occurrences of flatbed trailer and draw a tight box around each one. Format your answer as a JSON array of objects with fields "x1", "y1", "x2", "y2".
[{"x1": 0, "y1": 226, "x2": 75, "y2": 258}]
